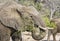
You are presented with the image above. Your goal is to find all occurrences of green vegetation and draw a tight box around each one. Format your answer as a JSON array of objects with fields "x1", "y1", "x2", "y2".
[
  {"x1": 34, "y1": 3, "x2": 42, "y2": 11},
  {"x1": 43, "y1": 16, "x2": 56, "y2": 28},
  {"x1": 17, "y1": 0, "x2": 42, "y2": 11},
  {"x1": 23, "y1": 24, "x2": 34, "y2": 32}
]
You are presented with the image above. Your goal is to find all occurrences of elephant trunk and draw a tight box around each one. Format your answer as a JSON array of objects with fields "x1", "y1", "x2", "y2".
[{"x1": 31, "y1": 26, "x2": 47, "y2": 40}]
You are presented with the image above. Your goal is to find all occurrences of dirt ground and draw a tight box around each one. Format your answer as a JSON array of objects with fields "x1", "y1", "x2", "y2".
[{"x1": 10, "y1": 31, "x2": 60, "y2": 41}]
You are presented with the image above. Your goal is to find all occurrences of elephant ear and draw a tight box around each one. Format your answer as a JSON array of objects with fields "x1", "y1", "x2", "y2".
[
  {"x1": 0, "y1": 17, "x2": 24, "y2": 31},
  {"x1": 0, "y1": 5, "x2": 24, "y2": 31}
]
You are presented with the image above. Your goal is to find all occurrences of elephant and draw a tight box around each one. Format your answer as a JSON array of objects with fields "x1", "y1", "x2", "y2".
[
  {"x1": 0, "y1": 1, "x2": 47, "y2": 41},
  {"x1": 47, "y1": 18, "x2": 60, "y2": 41}
]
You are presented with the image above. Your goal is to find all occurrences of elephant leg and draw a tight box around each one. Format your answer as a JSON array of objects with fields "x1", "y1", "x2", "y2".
[
  {"x1": 11, "y1": 31, "x2": 22, "y2": 41},
  {"x1": 53, "y1": 34, "x2": 56, "y2": 41},
  {"x1": 0, "y1": 25, "x2": 11, "y2": 41}
]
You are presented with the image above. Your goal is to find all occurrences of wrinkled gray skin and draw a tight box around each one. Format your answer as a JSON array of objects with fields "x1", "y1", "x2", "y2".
[
  {"x1": 0, "y1": 1, "x2": 47, "y2": 41},
  {"x1": 47, "y1": 18, "x2": 60, "y2": 41}
]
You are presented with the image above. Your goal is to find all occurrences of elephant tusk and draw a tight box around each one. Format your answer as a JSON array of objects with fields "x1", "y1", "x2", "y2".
[
  {"x1": 39, "y1": 26, "x2": 54, "y2": 30},
  {"x1": 39, "y1": 26, "x2": 47, "y2": 30}
]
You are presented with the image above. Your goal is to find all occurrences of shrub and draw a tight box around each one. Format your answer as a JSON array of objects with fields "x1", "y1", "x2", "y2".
[{"x1": 43, "y1": 16, "x2": 56, "y2": 28}]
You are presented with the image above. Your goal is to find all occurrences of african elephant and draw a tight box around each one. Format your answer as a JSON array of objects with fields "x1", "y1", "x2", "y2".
[
  {"x1": 47, "y1": 18, "x2": 60, "y2": 41},
  {"x1": 0, "y1": 1, "x2": 47, "y2": 41}
]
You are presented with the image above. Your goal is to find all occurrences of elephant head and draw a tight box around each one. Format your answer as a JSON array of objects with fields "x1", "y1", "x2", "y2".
[
  {"x1": 30, "y1": 14, "x2": 47, "y2": 40},
  {"x1": 18, "y1": 6, "x2": 47, "y2": 40}
]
